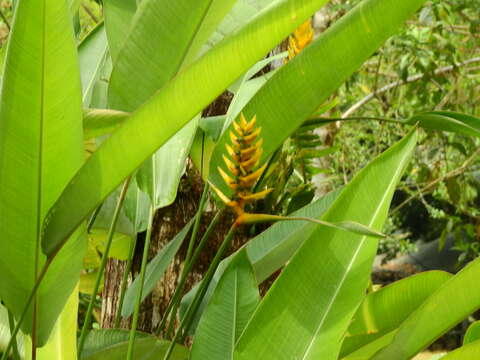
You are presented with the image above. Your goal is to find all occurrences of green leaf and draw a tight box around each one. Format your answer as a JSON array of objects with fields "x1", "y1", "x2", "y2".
[
  {"x1": 342, "y1": 331, "x2": 397, "y2": 360},
  {"x1": 464, "y1": 321, "x2": 480, "y2": 345},
  {"x1": 109, "y1": 0, "x2": 233, "y2": 210},
  {"x1": 137, "y1": 118, "x2": 199, "y2": 209},
  {"x1": 81, "y1": 329, "x2": 149, "y2": 359},
  {"x1": 0, "y1": 304, "x2": 25, "y2": 358},
  {"x1": 209, "y1": 0, "x2": 427, "y2": 194},
  {"x1": 78, "y1": 24, "x2": 108, "y2": 107},
  {"x1": 340, "y1": 271, "x2": 452, "y2": 357},
  {"x1": 103, "y1": 0, "x2": 137, "y2": 61},
  {"x1": 123, "y1": 177, "x2": 151, "y2": 233},
  {"x1": 121, "y1": 219, "x2": 195, "y2": 317},
  {"x1": 407, "y1": 111, "x2": 480, "y2": 138},
  {"x1": 199, "y1": 0, "x2": 275, "y2": 58},
  {"x1": 180, "y1": 189, "x2": 340, "y2": 334},
  {"x1": 372, "y1": 257, "x2": 480, "y2": 360},
  {"x1": 108, "y1": 0, "x2": 235, "y2": 111},
  {"x1": 0, "y1": 0, "x2": 85, "y2": 345},
  {"x1": 437, "y1": 340, "x2": 480, "y2": 360},
  {"x1": 25, "y1": 287, "x2": 79, "y2": 360},
  {"x1": 43, "y1": 0, "x2": 333, "y2": 257},
  {"x1": 234, "y1": 128, "x2": 417, "y2": 360},
  {"x1": 82, "y1": 336, "x2": 189, "y2": 360},
  {"x1": 191, "y1": 249, "x2": 259, "y2": 360},
  {"x1": 83, "y1": 108, "x2": 129, "y2": 140},
  {"x1": 88, "y1": 229, "x2": 134, "y2": 261}
]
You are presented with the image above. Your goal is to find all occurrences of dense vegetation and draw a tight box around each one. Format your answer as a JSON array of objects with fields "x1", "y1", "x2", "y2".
[{"x1": 0, "y1": 0, "x2": 479, "y2": 359}]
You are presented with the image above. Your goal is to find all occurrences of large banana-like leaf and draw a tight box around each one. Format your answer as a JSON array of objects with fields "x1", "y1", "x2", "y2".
[
  {"x1": 123, "y1": 176, "x2": 150, "y2": 233},
  {"x1": 25, "y1": 286, "x2": 79, "y2": 360},
  {"x1": 43, "y1": 0, "x2": 332, "y2": 256},
  {"x1": 109, "y1": 0, "x2": 236, "y2": 210},
  {"x1": 234, "y1": 128, "x2": 417, "y2": 360},
  {"x1": 121, "y1": 219, "x2": 194, "y2": 317},
  {"x1": 436, "y1": 341, "x2": 480, "y2": 360},
  {"x1": 406, "y1": 111, "x2": 480, "y2": 138},
  {"x1": 190, "y1": 249, "x2": 259, "y2": 360},
  {"x1": 464, "y1": 321, "x2": 480, "y2": 345},
  {"x1": 198, "y1": 0, "x2": 275, "y2": 58},
  {"x1": 340, "y1": 271, "x2": 452, "y2": 357},
  {"x1": 209, "y1": 0, "x2": 427, "y2": 193},
  {"x1": 136, "y1": 118, "x2": 199, "y2": 209},
  {"x1": 0, "y1": 304, "x2": 25, "y2": 358},
  {"x1": 81, "y1": 329, "x2": 149, "y2": 359},
  {"x1": 78, "y1": 24, "x2": 108, "y2": 107},
  {"x1": 103, "y1": 0, "x2": 137, "y2": 62},
  {"x1": 0, "y1": 0, "x2": 85, "y2": 345},
  {"x1": 371, "y1": 256, "x2": 480, "y2": 360},
  {"x1": 109, "y1": 0, "x2": 235, "y2": 111},
  {"x1": 82, "y1": 337, "x2": 188, "y2": 360},
  {"x1": 180, "y1": 189, "x2": 340, "y2": 335}
]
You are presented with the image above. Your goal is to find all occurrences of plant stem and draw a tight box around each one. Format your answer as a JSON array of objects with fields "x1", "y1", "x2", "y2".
[
  {"x1": 155, "y1": 208, "x2": 224, "y2": 336},
  {"x1": 163, "y1": 224, "x2": 237, "y2": 360},
  {"x1": 163, "y1": 185, "x2": 209, "y2": 338},
  {"x1": 86, "y1": 202, "x2": 104, "y2": 234},
  {"x1": 183, "y1": 185, "x2": 209, "y2": 277},
  {"x1": 78, "y1": 177, "x2": 132, "y2": 356},
  {"x1": 114, "y1": 235, "x2": 137, "y2": 328},
  {"x1": 6, "y1": 309, "x2": 20, "y2": 360},
  {"x1": 0, "y1": 257, "x2": 52, "y2": 360},
  {"x1": 0, "y1": 9, "x2": 10, "y2": 30},
  {"x1": 126, "y1": 204, "x2": 155, "y2": 360}
]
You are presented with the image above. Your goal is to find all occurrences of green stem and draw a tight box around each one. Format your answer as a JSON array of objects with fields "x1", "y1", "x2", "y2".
[
  {"x1": 78, "y1": 177, "x2": 132, "y2": 356},
  {"x1": 164, "y1": 185, "x2": 209, "y2": 338},
  {"x1": 126, "y1": 204, "x2": 155, "y2": 360},
  {"x1": 114, "y1": 235, "x2": 137, "y2": 328},
  {"x1": 86, "y1": 202, "x2": 104, "y2": 234},
  {"x1": 302, "y1": 116, "x2": 402, "y2": 128},
  {"x1": 239, "y1": 214, "x2": 385, "y2": 238},
  {"x1": 0, "y1": 257, "x2": 52, "y2": 360},
  {"x1": 184, "y1": 185, "x2": 209, "y2": 274},
  {"x1": 6, "y1": 309, "x2": 20, "y2": 360},
  {"x1": 163, "y1": 224, "x2": 237, "y2": 360},
  {"x1": 155, "y1": 208, "x2": 224, "y2": 336}
]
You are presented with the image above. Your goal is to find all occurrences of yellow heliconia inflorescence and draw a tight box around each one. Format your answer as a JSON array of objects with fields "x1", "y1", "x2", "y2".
[
  {"x1": 287, "y1": 18, "x2": 314, "y2": 61},
  {"x1": 211, "y1": 113, "x2": 273, "y2": 221}
]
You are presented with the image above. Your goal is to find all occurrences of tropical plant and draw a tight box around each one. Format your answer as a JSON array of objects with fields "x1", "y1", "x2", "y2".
[{"x1": 1, "y1": 0, "x2": 480, "y2": 360}]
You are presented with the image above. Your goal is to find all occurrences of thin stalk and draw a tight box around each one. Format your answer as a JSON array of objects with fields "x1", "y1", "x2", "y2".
[
  {"x1": 155, "y1": 208, "x2": 224, "y2": 336},
  {"x1": 163, "y1": 224, "x2": 237, "y2": 360},
  {"x1": 163, "y1": 185, "x2": 209, "y2": 338},
  {"x1": 238, "y1": 213, "x2": 385, "y2": 238},
  {"x1": 6, "y1": 309, "x2": 20, "y2": 360},
  {"x1": 0, "y1": 9, "x2": 10, "y2": 30},
  {"x1": 113, "y1": 235, "x2": 137, "y2": 328},
  {"x1": 126, "y1": 204, "x2": 155, "y2": 360},
  {"x1": 78, "y1": 177, "x2": 132, "y2": 356},
  {"x1": 86, "y1": 202, "x2": 104, "y2": 234},
  {"x1": 183, "y1": 185, "x2": 209, "y2": 274},
  {"x1": 0, "y1": 257, "x2": 53, "y2": 360}
]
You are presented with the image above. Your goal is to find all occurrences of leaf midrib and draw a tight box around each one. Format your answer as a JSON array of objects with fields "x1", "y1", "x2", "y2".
[{"x1": 299, "y1": 151, "x2": 411, "y2": 360}]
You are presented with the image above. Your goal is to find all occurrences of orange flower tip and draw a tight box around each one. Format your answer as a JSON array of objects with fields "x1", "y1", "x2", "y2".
[
  {"x1": 241, "y1": 149, "x2": 263, "y2": 170},
  {"x1": 240, "y1": 113, "x2": 248, "y2": 128},
  {"x1": 240, "y1": 188, "x2": 273, "y2": 202},
  {"x1": 232, "y1": 120, "x2": 243, "y2": 136},
  {"x1": 245, "y1": 115, "x2": 257, "y2": 132},
  {"x1": 210, "y1": 182, "x2": 234, "y2": 205},
  {"x1": 225, "y1": 144, "x2": 239, "y2": 160},
  {"x1": 243, "y1": 127, "x2": 261, "y2": 144},
  {"x1": 218, "y1": 166, "x2": 236, "y2": 187},
  {"x1": 229, "y1": 131, "x2": 240, "y2": 145},
  {"x1": 223, "y1": 155, "x2": 238, "y2": 175}
]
